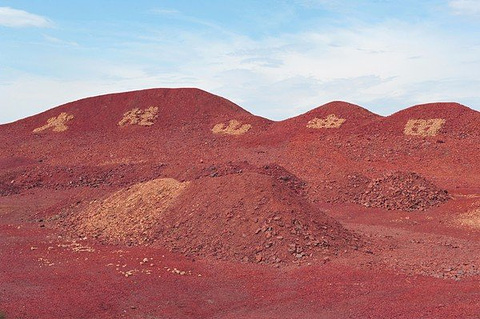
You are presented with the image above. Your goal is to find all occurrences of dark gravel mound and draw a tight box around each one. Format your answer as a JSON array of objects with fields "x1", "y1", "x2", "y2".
[
  {"x1": 158, "y1": 170, "x2": 361, "y2": 266},
  {"x1": 356, "y1": 172, "x2": 450, "y2": 211}
]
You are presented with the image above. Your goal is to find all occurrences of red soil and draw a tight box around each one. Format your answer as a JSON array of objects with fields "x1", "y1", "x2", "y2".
[{"x1": 1, "y1": 88, "x2": 479, "y2": 318}]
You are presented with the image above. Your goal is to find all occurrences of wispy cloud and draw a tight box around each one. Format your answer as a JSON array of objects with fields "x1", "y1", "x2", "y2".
[
  {"x1": 0, "y1": 7, "x2": 52, "y2": 28},
  {"x1": 6, "y1": 17, "x2": 479, "y2": 122},
  {"x1": 148, "y1": 7, "x2": 232, "y2": 34},
  {"x1": 149, "y1": 8, "x2": 180, "y2": 16},
  {"x1": 1, "y1": 2, "x2": 480, "y2": 124},
  {"x1": 449, "y1": 0, "x2": 480, "y2": 17},
  {"x1": 43, "y1": 34, "x2": 79, "y2": 47},
  {"x1": 295, "y1": 0, "x2": 344, "y2": 8}
]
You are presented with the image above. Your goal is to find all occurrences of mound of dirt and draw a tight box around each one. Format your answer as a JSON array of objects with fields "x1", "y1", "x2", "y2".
[
  {"x1": 22, "y1": 88, "x2": 266, "y2": 135},
  {"x1": 178, "y1": 161, "x2": 307, "y2": 194},
  {"x1": 69, "y1": 178, "x2": 189, "y2": 244},
  {"x1": 279, "y1": 101, "x2": 381, "y2": 132},
  {"x1": 356, "y1": 172, "x2": 450, "y2": 211},
  {"x1": 362, "y1": 102, "x2": 480, "y2": 138},
  {"x1": 1, "y1": 88, "x2": 272, "y2": 167},
  {"x1": 67, "y1": 165, "x2": 360, "y2": 265}
]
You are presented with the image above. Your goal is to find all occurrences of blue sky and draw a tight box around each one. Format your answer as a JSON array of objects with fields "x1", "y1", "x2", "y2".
[{"x1": 1, "y1": 0, "x2": 479, "y2": 123}]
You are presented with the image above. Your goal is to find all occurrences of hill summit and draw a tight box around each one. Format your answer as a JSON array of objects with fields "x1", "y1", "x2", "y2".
[{"x1": 22, "y1": 88, "x2": 264, "y2": 133}]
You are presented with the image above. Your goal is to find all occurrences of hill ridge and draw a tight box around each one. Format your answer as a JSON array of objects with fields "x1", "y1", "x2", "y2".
[{"x1": 1, "y1": 88, "x2": 479, "y2": 128}]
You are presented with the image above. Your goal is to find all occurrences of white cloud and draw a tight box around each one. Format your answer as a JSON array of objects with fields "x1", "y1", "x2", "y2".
[
  {"x1": 206, "y1": 23, "x2": 480, "y2": 117},
  {"x1": 449, "y1": 0, "x2": 480, "y2": 17},
  {"x1": 0, "y1": 7, "x2": 52, "y2": 28},
  {"x1": 1, "y1": 18, "x2": 479, "y2": 124}
]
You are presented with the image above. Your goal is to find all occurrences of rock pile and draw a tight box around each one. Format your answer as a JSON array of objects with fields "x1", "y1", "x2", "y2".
[
  {"x1": 66, "y1": 164, "x2": 361, "y2": 266},
  {"x1": 157, "y1": 171, "x2": 361, "y2": 265},
  {"x1": 356, "y1": 172, "x2": 450, "y2": 211}
]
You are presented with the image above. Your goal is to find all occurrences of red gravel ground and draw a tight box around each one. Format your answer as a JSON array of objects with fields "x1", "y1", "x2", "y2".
[{"x1": 1, "y1": 88, "x2": 479, "y2": 318}]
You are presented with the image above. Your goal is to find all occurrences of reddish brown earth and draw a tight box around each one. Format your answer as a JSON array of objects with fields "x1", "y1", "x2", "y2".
[{"x1": 1, "y1": 88, "x2": 479, "y2": 318}]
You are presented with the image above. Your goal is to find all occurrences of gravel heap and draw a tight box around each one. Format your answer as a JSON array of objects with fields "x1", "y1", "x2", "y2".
[
  {"x1": 66, "y1": 164, "x2": 362, "y2": 266},
  {"x1": 356, "y1": 171, "x2": 450, "y2": 211}
]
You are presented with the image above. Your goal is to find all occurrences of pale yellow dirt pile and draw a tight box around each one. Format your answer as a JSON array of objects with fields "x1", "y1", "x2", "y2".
[
  {"x1": 212, "y1": 120, "x2": 252, "y2": 135},
  {"x1": 306, "y1": 114, "x2": 346, "y2": 129},
  {"x1": 212, "y1": 119, "x2": 252, "y2": 135},
  {"x1": 118, "y1": 107, "x2": 159, "y2": 126},
  {"x1": 455, "y1": 201, "x2": 480, "y2": 230},
  {"x1": 404, "y1": 119, "x2": 445, "y2": 137},
  {"x1": 71, "y1": 178, "x2": 189, "y2": 244},
  {"x1": 33, "y1": 112, "x2": 74, "y2": 133}
]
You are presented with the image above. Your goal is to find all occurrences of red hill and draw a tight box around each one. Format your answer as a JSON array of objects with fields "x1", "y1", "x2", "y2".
[
  {"x1": 337, "y1": 102, "x2": 480, "y2": 188},
  {"x1": 0, "y1": 88, "x2": 271, "y2": 166},
  {"x1": 362, "y1": 102, "x2": 480, "y2": 137},
  {"x1": 302, "y1": 101, "x2": 381, "y2": 125},
  {"x1": 15, "y1": 88, "x2": 264, "y2": 132},
  {"x1": 273, "y1": 101, "x2": 381, "y2": 135}
]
